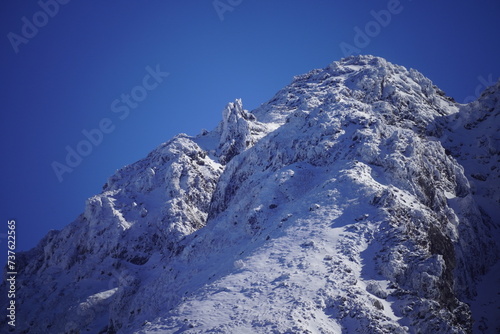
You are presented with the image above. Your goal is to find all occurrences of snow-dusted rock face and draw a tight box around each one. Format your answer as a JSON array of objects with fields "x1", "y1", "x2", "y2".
[
  {"x1": 3, "y1": 55, "x2": 499, "y2": 334},
  {"x1": 216, "y1": 98, "x2": 269, "y2": 163}
]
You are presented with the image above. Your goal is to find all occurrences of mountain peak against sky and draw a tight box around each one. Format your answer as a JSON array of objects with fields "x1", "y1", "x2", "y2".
[
  {"x1": 253, "y1": 55, "x2": 454, "y2": 126},
  {"x1": 2, "y1": 56, "x2": 500, "y2": 333}
]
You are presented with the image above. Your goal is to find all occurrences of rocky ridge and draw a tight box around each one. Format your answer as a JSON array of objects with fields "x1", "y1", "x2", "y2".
[{"x1": 2, "y1": 55, "x2": 499, "y2": 334}]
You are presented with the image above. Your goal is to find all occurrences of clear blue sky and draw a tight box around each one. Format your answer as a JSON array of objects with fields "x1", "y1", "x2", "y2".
[{"x1": 1, "y1": 1, "x2": 499, "y2": 262}]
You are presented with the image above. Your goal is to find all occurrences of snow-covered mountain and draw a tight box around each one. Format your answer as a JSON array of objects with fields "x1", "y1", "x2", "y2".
[{"x1": 3, "y1": 55, "x2": 499, "y2": 333}]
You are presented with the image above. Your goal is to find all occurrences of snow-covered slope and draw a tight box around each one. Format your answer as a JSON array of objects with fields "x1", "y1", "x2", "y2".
[{"x1": 2, "y1": 55, "x2": 499, "y2": 333}]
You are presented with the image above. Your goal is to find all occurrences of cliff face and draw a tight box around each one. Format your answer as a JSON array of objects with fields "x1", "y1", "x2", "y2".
[{"x1": 4, "y1": 55, "x2": 499, "y2": 333}]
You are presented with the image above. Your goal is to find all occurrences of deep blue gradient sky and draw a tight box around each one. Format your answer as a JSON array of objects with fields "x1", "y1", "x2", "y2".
[{"x1": 1, "y1": 1, "x2": 499, "y2": 262}]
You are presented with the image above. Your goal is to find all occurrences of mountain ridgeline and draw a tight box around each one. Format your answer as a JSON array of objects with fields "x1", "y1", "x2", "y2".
[{"x1": 3, "y1": 55, "x2": 500, "y2": 333}]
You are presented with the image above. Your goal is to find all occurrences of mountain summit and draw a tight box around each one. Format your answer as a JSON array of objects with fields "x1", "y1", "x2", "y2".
[{"x1": 3, "y1": 55, "x2": 500, "y2": 333}]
